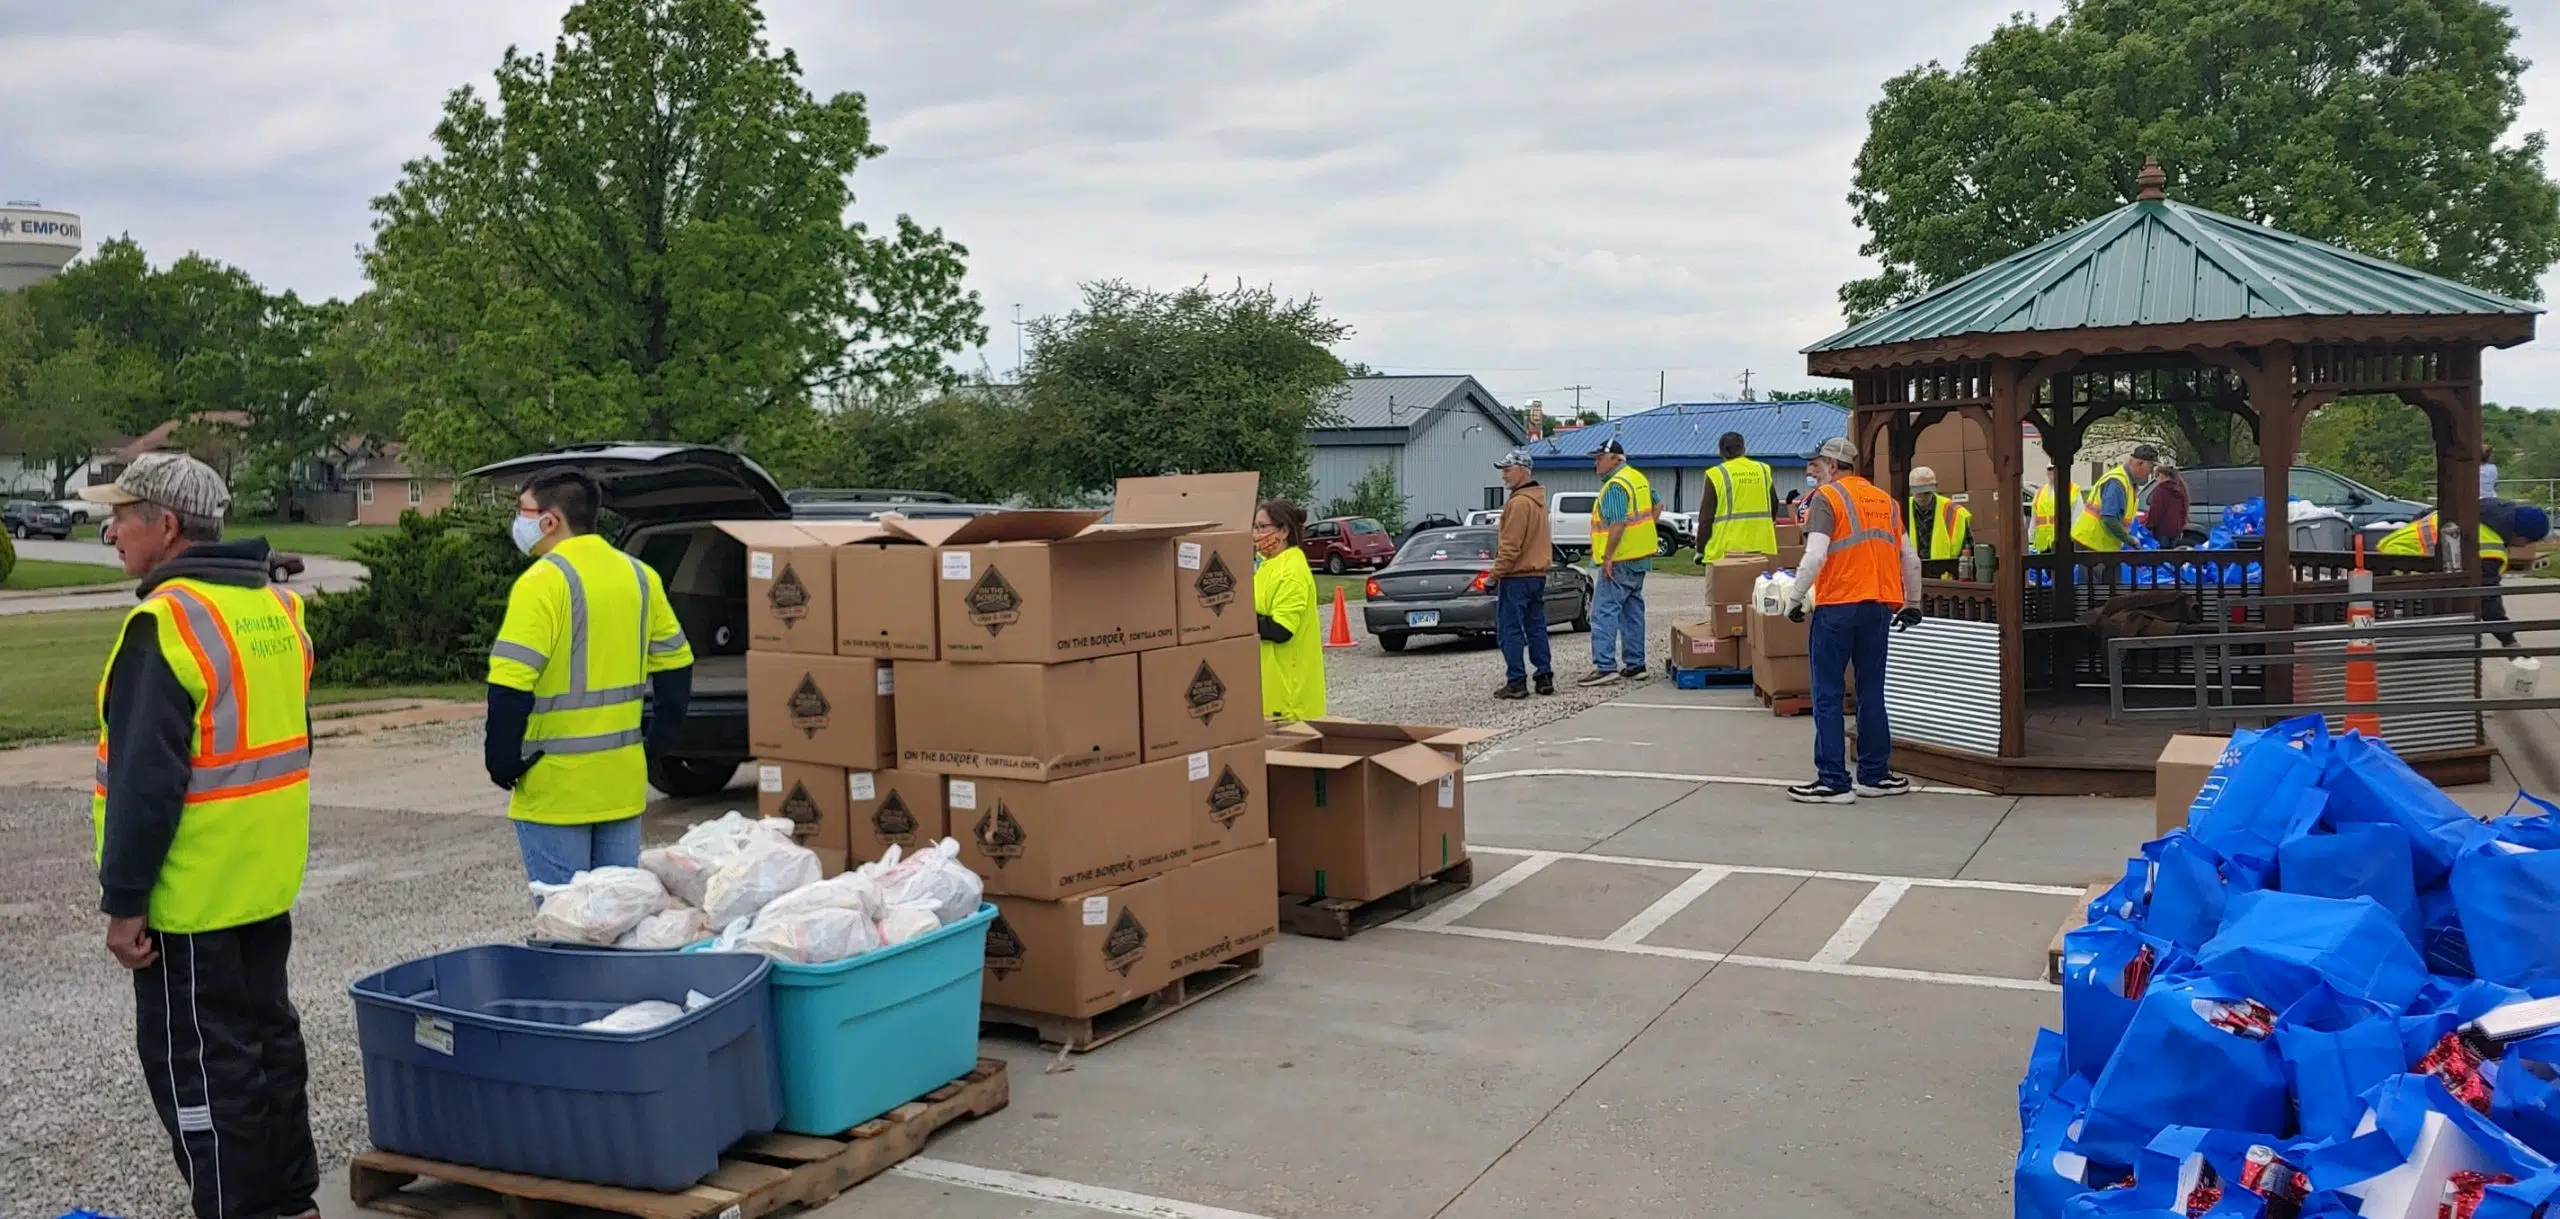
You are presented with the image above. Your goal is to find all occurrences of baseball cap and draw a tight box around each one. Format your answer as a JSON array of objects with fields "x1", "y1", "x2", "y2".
[
  {"x1": 1814, "y1": 436, "x2": 1858, "y2": 464},
  {"x1": 1909, "y1": 465, "x2": 1938, "y2": 491},
  {"x1": 80, "y1": 452, "x2": 232, "y2": 518},
  {"x1": 1595, "y1": 438, "x2": 1627, "y2": 456},
  {"x1": 1493, "y1": 449, "x2": 1533, "y2": 470},
  {"x1": 2130, "y1": 443, "x2": 2161, "y2": 462}
]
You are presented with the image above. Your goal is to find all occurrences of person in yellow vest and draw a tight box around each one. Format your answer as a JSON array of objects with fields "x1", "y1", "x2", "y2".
[
  {"x1": 1252, "y1": 498, "x2": 1327, "y2": 719},
  {"x1": 2029, "y1": 466, "x2": 2060, "y2": 553},
  {"x1": 1784, "y1": 436, "x2": 1923, "y2": 803},
  {"x1": 86, "y1": 452, "x2": 320, "y2": 1219},
  {"x1": 1583, "y1": 437, "x2": 1659, "y2": 685},
  {"x1": 486, "y1": 468, "x2": 693, "y2": 886},
  {"x1": 1703, "y1": 431, "x2": 1778, "y2": 560},
  {"x1": 2070, "y1": 445, "x2": 2158, "y2": 553},
  {"x1": 1906, "y1": 466, "x2": 1974, "y2": 561},
  {"x1": 2378, "y1": 501, "x2": 2550, "y2": 648}
]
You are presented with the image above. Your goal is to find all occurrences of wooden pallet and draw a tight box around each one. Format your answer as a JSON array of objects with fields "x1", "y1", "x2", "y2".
[
  {"x1": 981, "y1": 947, "x2": 1261, "y2": 1053},
  {"x1": 1279, "y1": 857, "x2": 1476, "y2": 940},
  {"x1": 346, "y1": 1059, "x2": 1009, "y2": 1219},
  {"x1": 1756, "y1": 683, "x2": 1813, "y2": 716}
]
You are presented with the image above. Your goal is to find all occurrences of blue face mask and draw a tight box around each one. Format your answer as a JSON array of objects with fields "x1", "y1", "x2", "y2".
[{"x1": 511, "y1": 513, "x2": 548, "y2": 555}]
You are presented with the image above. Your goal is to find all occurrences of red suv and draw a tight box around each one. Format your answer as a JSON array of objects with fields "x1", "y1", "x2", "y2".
[{"x1": 1302, "y1": 516, "x2": 1397, "y2": 573}]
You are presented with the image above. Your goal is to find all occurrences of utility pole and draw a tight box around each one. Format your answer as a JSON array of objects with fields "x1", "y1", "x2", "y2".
[
  {"x1": 1658, "y1": 371, "x2": 1665, "y2": 407},
  {"x1": 1568, "y1": 384, "x2": 1592, "y2": 417},
  {"x1": 1737, "y1": 369, "x2": 1756, "y2": 401},
  {"x1": 1012, "y1": 304, "x2": 1025, "y2": 379}
]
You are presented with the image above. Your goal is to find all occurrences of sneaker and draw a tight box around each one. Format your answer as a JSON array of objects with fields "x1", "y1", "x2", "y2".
[
  {"x1": 1494, "y1": 681, "x2": 1529, "y2": 700},
  {"x1": 1855, "y1": 774, "x2": 1913, "y2": 798},
  {"x1": 1575, "y1": 669, "x2": 1623, "y2": 688},
  {"x1": 1534, "y1": 673, "x2": 1556, "y2": 696},
  {"x1": 1787, "y1": 780, "x2": 1856, "y2": 805},
  {"x1": 1620, "y1": 666, "x2": 1652, "y2": 682}
]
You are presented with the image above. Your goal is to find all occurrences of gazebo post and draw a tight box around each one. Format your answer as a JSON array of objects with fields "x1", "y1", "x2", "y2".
[
  {"x1": 2252, "y1": 344, "x2": 2299, "y2": 636},
  {"x1": 1988, "y1": 361, "x2": 2028, "y2": 756},
  {"x1": 2440, "y1": 381, "x2": 2485, "y2": 582}
]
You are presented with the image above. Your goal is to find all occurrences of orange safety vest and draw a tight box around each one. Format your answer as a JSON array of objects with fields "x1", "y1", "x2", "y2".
[{"x1": 1812, "y1": 475, "x2": 1908, "y2": 607}]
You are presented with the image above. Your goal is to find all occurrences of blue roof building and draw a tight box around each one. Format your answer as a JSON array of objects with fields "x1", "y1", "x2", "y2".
[{"x1": 1530, "y1": 399, "x2": 1850, "y2": 512}]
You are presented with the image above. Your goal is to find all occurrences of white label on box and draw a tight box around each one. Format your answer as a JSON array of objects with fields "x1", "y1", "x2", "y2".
[
  {"x1": 948, "y1": 779, "x2": 977, "y2": 809},
  {"x1": 1438, "y1": 776, "x2": 1456, "y2": 808},
  {"x1": 1083, "y1": 896, "x2": 1109, "y2": 926},
  {"x1": 1177, "y1": 541, "x2": 1203, "y2": 570},
  {"x1": 941, "y1": 551, "x2": 972, "y2": 580},
  {"x1": 876, "y1": 666, "x2": 895, "y2": 695},
  {"x1": 750, "y1": 551, "x2": 775, "y2": 580},
  {"x1": 758, "y1": 764, "x2": 783, "y2": 793},
  {"x1": 849, "y1": 772, "x2": 876, "y2": 800},
  {"x1": 1188, "y1": 750, "x2": 1211, "y2": 781},
  {"x1": 413, "y1": 1014, "x2": 454, "y2": 1056}
]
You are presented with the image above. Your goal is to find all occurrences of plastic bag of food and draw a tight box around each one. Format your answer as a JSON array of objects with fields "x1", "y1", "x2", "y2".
[
  {"x1": 646, "y1": 812, "x2": 792, "y2": 907},
  {"x1": 576, "y1": 989, "x2": 713, "y2": 1032},
  {"x1": 874, "y1": 838, "x2": 984, "y2": 927},
  {"x1": 753, "y1": 871, "x2": 885, "y2": 926},
  {"x1": 613, "y1": 904, "x2": 710, "y2": 950},
  {"x1": 530, "y1": 866, "x2": 671, "y2": 945},
  {"x1": 703, "y1": 835, "x2": 825, "y2": 930},
  {"x1": 879, "y1": 903, "x2": 942, "y2": 946},
  {"x1": 738, "y1": 907, "x2": 883, "y2": 965}
]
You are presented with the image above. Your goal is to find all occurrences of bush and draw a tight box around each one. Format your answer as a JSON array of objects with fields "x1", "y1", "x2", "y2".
[
  {"x1": 1321, "y1": 462, "x2": 1409, "y2": 536},
  {"x1": 309, "y1": 503, "x2": 519, "y2": 685},
  {"x1": 0, "y1": 529, "x2": 14, "y2": 586}
]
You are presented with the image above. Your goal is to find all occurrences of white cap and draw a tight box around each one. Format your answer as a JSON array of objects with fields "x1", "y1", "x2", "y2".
[{"x1": 1909, "y1": 466, "x2": 1938, "y2": 491}]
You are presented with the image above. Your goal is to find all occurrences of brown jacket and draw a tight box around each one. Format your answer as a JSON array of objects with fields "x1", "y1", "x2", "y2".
[{"x1": 1488, "y1": 482, "x2": 1552, "y2": 578}]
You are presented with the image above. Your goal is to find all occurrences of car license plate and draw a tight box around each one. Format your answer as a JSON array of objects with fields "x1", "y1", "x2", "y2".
[{"x1": 1406, "y1": 611, "x2": 1440, "y2": 628}]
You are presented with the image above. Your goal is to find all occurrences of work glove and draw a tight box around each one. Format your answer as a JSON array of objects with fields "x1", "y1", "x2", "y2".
[
  {"x1": 1894, "y1": 606, "x2": 1922, "y2": 632},
  {"x1": 1787, "y1": 602, "x2": 1807, "y2": 624},
  {"x1": 488, "y1": 751, "x2": 546, "y2": 791}
]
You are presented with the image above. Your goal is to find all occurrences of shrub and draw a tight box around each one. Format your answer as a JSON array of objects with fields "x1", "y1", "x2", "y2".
[
  {"x1": 1320, "y1": 462, "x2": 1409, "y2": 536},
  {"x1": 309, "y1": 503, "x2": 520, "y2": 685},
  {"x1": 0, "y1": 529, "x2": 14, "y2": 586}
]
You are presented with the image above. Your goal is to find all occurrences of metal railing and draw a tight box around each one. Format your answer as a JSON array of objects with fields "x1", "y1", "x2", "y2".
[{"x1": 2104, "y1": 583, "x2": 2560, "y2": 730}]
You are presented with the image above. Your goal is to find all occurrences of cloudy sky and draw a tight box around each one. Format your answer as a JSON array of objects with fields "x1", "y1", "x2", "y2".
[{"x1": 6, "y1": 1, "x2": 2559, "y2": 411}]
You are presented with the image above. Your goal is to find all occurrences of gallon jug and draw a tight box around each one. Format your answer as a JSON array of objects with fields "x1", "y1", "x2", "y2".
[{"x1": 2501, "y1": 655, "x2": 2543, "y2": 699}]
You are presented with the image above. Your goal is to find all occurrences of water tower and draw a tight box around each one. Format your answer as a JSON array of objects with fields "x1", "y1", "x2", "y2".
[{"x1": 0, "y1": 202, "x2": 82, "y2": 290}]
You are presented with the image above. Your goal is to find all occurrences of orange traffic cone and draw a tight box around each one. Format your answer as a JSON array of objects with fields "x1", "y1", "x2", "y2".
[
  {"x1": 1324, "y1": 584, "x2": 1357, "y2": 648},
  {"x1": 2343, "y1": 536, "x2": 2381, "y2": 737}
]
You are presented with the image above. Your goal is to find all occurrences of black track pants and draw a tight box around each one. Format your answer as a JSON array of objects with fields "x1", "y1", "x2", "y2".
[{"x1": 132, "y1": 912, "x2": 319, "y2": 1219}]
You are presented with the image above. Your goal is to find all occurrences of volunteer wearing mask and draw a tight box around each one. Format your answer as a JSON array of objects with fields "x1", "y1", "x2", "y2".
[
  {"x1": 486, "y1": 467, "x2": 694, "y2": 886},
  {"x1": 1906, "y1": 466, "x2": 1972, "y2": 561},
  {"x1": 1253, "y1": 498, "x2": 1326, "y2": 720}
]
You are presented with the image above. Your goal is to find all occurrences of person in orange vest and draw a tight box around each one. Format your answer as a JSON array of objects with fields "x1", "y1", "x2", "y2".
[{"x1": 1784, "y1": 436, "x2": 1924, "y2": 803}]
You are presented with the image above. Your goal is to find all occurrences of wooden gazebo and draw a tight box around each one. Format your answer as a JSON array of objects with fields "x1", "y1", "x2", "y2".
[{"x1": 1801, "y1": 159, "x2": 2542, "y2": 796}]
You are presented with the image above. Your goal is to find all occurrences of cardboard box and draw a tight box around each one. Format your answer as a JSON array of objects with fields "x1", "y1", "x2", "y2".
[
  {"x1": 1671, "y1": 621, "x2": 1743, "y2": 671},
  {"x1": 983, "y1": 877, "x2": 1171, "y2": 1018},
  {"x1": 833, "y1": 538, "x2": 939, "y2": 660},
  {"x1": 756, "y1": 760, "x2": 849, "y2": 849},
  {"x1": 1753, "y1": 644, "x2": 1812, "y2": 696},
  {"x1": 1774, "y1": 522, "x2": 1804, "y2": 551},
  {"x1": 747, "y1": 652, "x2": 894, "y2": 769},
  {"x1": 1137, "y1": 635, "x2": 1264, "y2": 761},
  {"x1": 1390, "y1": 723, "x2": 1493, "y2": 879},
  {"x1": 1751, "y1": 604, "x2": 1810, "y2": 659},
  {"x1": 1115, "y1": 474, "x2": 1260, "y2": 645},
  {"x1": 950, "y1": 756, "x2": 1191, "y2": 899},
  {"x1": 847, "y1": 768, "x2": 944, "y2": 857},
  {"x1": 1708, "y1": 556, "x2": 1772, "y2": 636},
  {"x1": 812, "y1": 848, "x2": 848, "y2": 879},
  {"x1": 2154, "y1": 734, "x2": 2228, "y2": 837},
  {"x1": 885, "y1": 511, "x2": 1195, "y2": 664},
  {"x1": 1183, "y1": 743, "x2": 1270, "y2": 860},
  {"x1": 1265, "y1": 722, "x2": 1465, "y2": 901},
  {"x1": 1167, "y1": 839, "x2": 1279, "y2": 973},
  {"x1": 894, "y1": 655, "x2": 1142, "y2": 781},
  {"x1": 718, "y1": 521, "x2": 886, "y2": 655}
]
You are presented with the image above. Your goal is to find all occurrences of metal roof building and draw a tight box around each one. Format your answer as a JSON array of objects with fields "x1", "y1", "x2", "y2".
[
  {"x1": 1529, "y1": 400, "x2": 1849, "y2": 512},
  {"x1": 1307, "y1": 375, "x2": 1530, "y2": 521}
]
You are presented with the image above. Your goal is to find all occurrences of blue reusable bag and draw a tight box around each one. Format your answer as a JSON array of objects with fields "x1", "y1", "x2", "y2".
[
  {"x1": 2277, "y1": 985, "x2": 2404, "y2": 1141},
  {"x1": 2275, "y1": 822, "x2": 2420, "y2": 948},
  {"x1": 2147, "y1": 834, "x2": 2245, "y2": 949},
  {"x1": 2195, "y1": 890, "x2": 2428, "y2": 1012},
  {"x1": 2061, "y1": 921, "x2": 2186, "y2": 1082},
  {"x1": 2077, "y1": 974, "x2": 2290, "y2": 1167},
  {"x1": 2449, "y1": 838, "x2": 2560, "y2": 989},
  {"x1": 2019, "y1": 1030, "x2": 2127, "y2": 1219},
  {"x1": 2125, "y1": 1126, "x2": 2318, "y2": 1218},
  {"x1": 2306, "y1": 1075, "x2": 2555, "y2": 1199},
  {"x1": 2493, "y1": 1042, "x2": 2560, "y2": 1162},
  {"x1": 2319, "y1": 733, "x2": 2482, "y2": 884},
  {"x1": 2187, "y1": 728, "x2": 2327, "y2": 876}
]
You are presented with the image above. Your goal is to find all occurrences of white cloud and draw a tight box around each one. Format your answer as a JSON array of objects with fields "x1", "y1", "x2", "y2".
[{"x1": 3, "y1": 0, "x2": 2556, "y2": 411}]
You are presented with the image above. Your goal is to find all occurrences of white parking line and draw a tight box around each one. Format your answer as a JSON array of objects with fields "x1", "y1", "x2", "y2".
[
  {"x1": 1468, "y1": 845, "x2": 2085, "y2": 897},
  {"x1": 1466, "y1": 766, "x2": 1990, "y2": 797},
  {"x1": 1406, "y1": 851, "x2": 1558, "y2": 928},
  {"x1": 896, "y1": 1158, "x2": 1275, "y2": 1218},
  {"x1": 1604, "y1": 866, "x2": 1732, "y2": 946},
  {"x1": 1602, "y1": 701, "x2": 1761, "y2": 712},
  {"x1": 1391, "y1": 922, "x2": 2051, "y2": 992},
  {"x1": 1811, "y1": 880, "x2": 1910, "y2": 965}
]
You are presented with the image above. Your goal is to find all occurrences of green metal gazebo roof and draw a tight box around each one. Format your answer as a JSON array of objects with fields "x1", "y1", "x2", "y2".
[{"x1": 1804, "y1": 163, "x2": 2542, "y2": 358}]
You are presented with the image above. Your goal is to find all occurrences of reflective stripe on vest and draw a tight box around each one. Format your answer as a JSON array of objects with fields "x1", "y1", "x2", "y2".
[
  {"x1": 2070, "y1": 466, "x2": 2138, "y2": 553},
  {"x1": 517, "y1": 550, "x2": 655, "y2": 756},
  {"x1": 1706, "y1": 457, "x2": 1779, "y2": 559},
  {"x1": 1591, "y1": 465, "x2": 1659, "y2": 560},
  {"x1": 1910, "y1": 495, "x2": 1971, "y2": 561},
  {"x1": 2381, "y1": 514, "x2": 2506, "y2": 564},
  {"x1": 1814, "y1": 477, "x2": 1907, "y2": 606}
]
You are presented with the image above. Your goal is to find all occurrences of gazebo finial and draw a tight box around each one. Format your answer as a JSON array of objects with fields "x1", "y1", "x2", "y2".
[{"x1": 2136, "y1": 156, "x2": 2168, "y2": 202}]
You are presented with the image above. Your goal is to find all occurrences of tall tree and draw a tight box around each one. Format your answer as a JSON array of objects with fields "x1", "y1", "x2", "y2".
[
  {"x1": 1769, "y1": 387, "x2": 1852, "y2": 407},
  {"x1": 360, "y1": 0, "x2": 984, "y2": 470},
  {"x1": 9, "y1": 329, "x2": 159, "y2": 498},
  {"x1": 1843, "y1": 0, "x2": 2560, "y2": 322},
  {"x1": 1015, "y1": 281, "x2": 1349, "y2": 504}
]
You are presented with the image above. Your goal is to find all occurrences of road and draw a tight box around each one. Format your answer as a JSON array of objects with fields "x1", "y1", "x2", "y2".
[{"x1": 3, "y1": 536, "x2": 367, "y2": 615}]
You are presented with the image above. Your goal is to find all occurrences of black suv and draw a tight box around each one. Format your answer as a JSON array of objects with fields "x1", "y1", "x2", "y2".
[
  {"x1": 2176, "y1": 464, "x2": 2430, "y2": 545},
  {"x1": 3, "y1": 500, "x2": 73, "y2": 540},
  {"x1": 467, "y1": 445, "x2": 996, "y2": 798}
]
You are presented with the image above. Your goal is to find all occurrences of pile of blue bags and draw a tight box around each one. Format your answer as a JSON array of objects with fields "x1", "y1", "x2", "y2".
[{"x1": 2023, "y1": 717, "x2": 2560, "y2": 1218}]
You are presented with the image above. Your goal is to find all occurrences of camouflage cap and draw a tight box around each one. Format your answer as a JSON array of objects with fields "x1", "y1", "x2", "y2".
[
  {"x1": 1814, "y1": 435, "x2": 1858, "y2": 465},
  {"x1": 79, "y1": 452, "x2": 231, "y2": 518}
]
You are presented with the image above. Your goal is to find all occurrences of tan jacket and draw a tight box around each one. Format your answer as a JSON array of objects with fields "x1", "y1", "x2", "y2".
[{"x1": 1488, "y1": 482, "x2": 1552, "y2": 578}]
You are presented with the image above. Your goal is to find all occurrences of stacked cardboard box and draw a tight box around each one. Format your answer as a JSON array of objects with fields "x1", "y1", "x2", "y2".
[
  {"x1": 1745, "y1": 594, "x2": 1812, "y2": 696},
  {"x1": 1265, "y1": 720, "x2": 1493, "y2": 901}
]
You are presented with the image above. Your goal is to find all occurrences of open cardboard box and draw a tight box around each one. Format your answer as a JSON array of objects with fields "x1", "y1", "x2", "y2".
[
  {"x1": 882, "y1": 510, "x2": 1208, "y2": 664},
  {"x1": 1264, "y1": 720, "x2": 1478, "y2": 900},
  {"x1": 1114, "y1": 473, "x2": 1260, "y2": 645},
  {"x1": 716, "y1": 521, "x2": 892, "y2": 655}
]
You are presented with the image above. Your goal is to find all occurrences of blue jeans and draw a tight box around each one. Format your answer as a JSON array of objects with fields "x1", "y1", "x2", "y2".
[
  {"x1": 515, "y1": 816, "x2": 646, "y2": 888},
  {"x1": 1590, "y1": 565, "x2": 1647, "y2": 672},
  {"x1": 1810, "y1": 601, "x2": 1894, "y2": 788},
  {"x1": 1495, "y1": 575, "x2": 1552, "y2": 685}
]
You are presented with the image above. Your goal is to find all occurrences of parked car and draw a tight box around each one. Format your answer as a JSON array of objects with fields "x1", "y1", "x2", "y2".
[
  {"x1": 54, "y1": 497, "x2": 95, "y2": 525},
  {"x1": 1361, "y1": 526, "x2": 1591, "y2": 652},
  {"x1": 1399, "y1": 513, "x2": 1462, "y2": 545},
  {"x1": 1462, "y1": 509, "x2": 1504, "y2": 527},
  {"x1": 266, "y1": 551, "x2": 306, "y2": 585},
  {"x1": 2179, "y1": 464, "x2": 2429, "y2": 545},
  {"x1": 1549, "y1": 491, "x2": 1598, "y2": 558},
  {"x1": 1656, "y1": 510, "x2": 1698, "y2": 556},
  {"x1": 4, "y1": 500, "x2": 73, "y2": 539},
  {"x1": 1302, "y1": 516, "x2": 1397, "y2": 574}
]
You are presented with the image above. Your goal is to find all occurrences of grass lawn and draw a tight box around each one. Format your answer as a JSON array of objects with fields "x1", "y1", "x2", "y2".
[
  {"x1": 1314, "y1": 573, "x2": 1368, "y2": 603},
  {"x1": 4, "y1": 558, "x2": 126, "y2": 591},
  {"x1": 234, "y1": 522, "x2": 394, "y2": 559},
  {"x1": 0, "y1": 608, "x2": 476, "y2": 747}
]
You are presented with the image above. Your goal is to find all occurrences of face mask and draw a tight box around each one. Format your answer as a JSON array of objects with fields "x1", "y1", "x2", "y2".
[{"x1": 511, "y1": 513, "x2": 548, "y2": 555}]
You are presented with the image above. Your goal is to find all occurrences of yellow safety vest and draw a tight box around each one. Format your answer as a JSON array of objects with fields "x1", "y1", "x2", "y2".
[
  {"x1": 1705, "y1": 456, "x2": 1778, "y2": 559},
  {"x1": 2377, "y1": 514, "x2": 2506, "y2": 565},
  {"x1": 2070, "y1": 465, "x2": 2138, "y2": 553},
  {"x1": 1592, "y1": 465, "x2": 1659, "y2": 561},
  {"x1": 1253, "y1": 546, "x2": 1326, "y2": 721},
  {"x1": 93, "y1": 578, "x2": 313, "y2": 933},
  {"x1": 1909, "y1": 495, "x2": 1974, "y2": 561},
  {"x1": 2030, "y1": 484, "x2": 2058, "y2": 552},
  {"x1": 488, "y1": 534, "x2": 693, "y2": 825}
]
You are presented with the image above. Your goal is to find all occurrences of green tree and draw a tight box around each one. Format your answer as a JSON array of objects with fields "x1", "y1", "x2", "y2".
[
  {"x1": 757, "y1": 385, "x2": 1024, "y2": 502},
  {"x1": 1015, "y1": 280, "x2": 1349, "y2": 504},
  {"x1": 1321, "y1": 462, "x2": 1409, "y2": 536},
  {"x1": 1769, "y1": 387, "x2": 1852, "y2": 407},
  {"x1": 1843, "y1": 0, "x2": 2560, "y2": 322},
  {"x1": 8, "y1": 328, "x2": 159, "y2": 497},
  {"x1": 359, "y1": 0, "x2": 984, "y2": 471}
]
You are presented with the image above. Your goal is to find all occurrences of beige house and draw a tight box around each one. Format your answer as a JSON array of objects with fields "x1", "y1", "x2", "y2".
[{"x1": 344, "y1": 450, "x2": 456, "y2": 525}]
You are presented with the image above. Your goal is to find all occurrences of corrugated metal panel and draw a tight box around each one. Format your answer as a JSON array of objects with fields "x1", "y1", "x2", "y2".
[
  {"x1": 1530, "y1": 400, "x2": 1844, "y2": 466},
  {"x1": 1401, "y1": 414, "x2": 1519, "y2": 519},
  {"x1": 2289, "y1": 617, "x2": 2482, "y2": 753},
  {"x1": 1317, "y1": 376, "x2": 1529, "y2": 445},
  {"x1": 1308, "y1": 444, "x2": 1402, "y2": 515},
  {"x1": 1805, "y1": 198, "x2": 2540, "y2": 355},
  {"x1": 1885, "y1": 618, "x2": 2004, "y2": 756}
]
